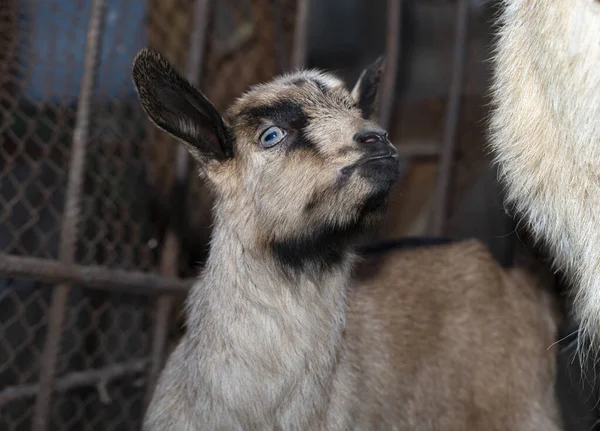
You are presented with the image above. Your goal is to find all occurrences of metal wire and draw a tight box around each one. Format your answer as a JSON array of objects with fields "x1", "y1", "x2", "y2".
[
  {"x1": 32, "y1": 1, "x2": 107, "y2": 428},
  {"x1": 379, "y1": 0, "x2": 402, "y2": 131},
  {"x1": 291, "y1": 0, "x2": 310, "y2": 70},
  {"x1": 145, "y1": 0, "x2": 214, "y2": 407},
  {"x1": 0, "y1": 0, "x2": 406, "y2": 428}
]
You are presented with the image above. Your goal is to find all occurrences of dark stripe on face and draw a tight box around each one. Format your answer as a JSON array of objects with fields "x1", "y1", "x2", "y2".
[
  {"x1": 237, "y1": 100, "x2": 319, "y2": 153},
  {"x1": 356, "y1": 157, "x2": 400, "y2": 195},
  {"x1": 238, "y1": 100, "x2": 306, "y2": 129}
]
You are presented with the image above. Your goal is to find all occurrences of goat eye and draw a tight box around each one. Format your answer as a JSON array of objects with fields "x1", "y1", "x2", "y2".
[{"x1": 259, "y1": 126, "x2": 287, "y2": 148}]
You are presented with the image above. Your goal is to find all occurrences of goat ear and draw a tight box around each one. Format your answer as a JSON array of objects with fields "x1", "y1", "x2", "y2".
[
  {"x1": 132, "y1": 47, "x2": 233, "y2": 162},
  {"x1": 351, "y1": 56, "x2": 385, "y2": 120}
]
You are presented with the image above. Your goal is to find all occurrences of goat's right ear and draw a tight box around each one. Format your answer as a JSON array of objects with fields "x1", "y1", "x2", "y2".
[
  {"x1": 351, "y1": 56, "x2": 385, "y2": 120},
  {"x1": 132, "y1": 47, "x2": 233, "y2": 162}
]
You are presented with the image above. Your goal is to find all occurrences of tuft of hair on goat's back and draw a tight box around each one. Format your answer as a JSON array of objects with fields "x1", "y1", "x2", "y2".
[
  {"x1": 132, "y1": 47, "x2": 563, "y2": 430},
  {"x1": 489, "y1": 0, "x2": 600, "y2": 355}
]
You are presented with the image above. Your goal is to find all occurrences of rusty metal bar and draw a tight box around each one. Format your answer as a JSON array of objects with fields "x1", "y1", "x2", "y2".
[
  {"x1": 0, "y1": 358, "x2": 149, "y2": 406},
  {"x1": 0, "y1": 254, "x2": 194, "y2": 294},
  {"x1": 32, "y1": 2, "x2": 107, "y2": 428},
  {"x1": 378, "y1": 0, "x2": 402, "y2": 131},
  {"x1": 291, "y1": 0, "x2": 311, "y2": 70},
  {"x1": 429, "y1": 0, "x2": 469, "y2": 236},
  {"x1": 145, "y1": 0, "x2": 213, "y2": 407}
]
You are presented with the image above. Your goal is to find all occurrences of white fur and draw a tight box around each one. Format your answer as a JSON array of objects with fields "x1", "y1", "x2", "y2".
[
  {"x1": 489, "y1": 0, "x2": 600, "y2": 346},
  {"x1": 144, "y1": 212, "x2": 354, "y2": 429}
]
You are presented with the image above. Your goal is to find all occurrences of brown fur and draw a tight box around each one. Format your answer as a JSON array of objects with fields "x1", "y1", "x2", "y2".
[
  {"x1": 132, "y1": 47, "x2": 562, "y2": 430},
  {"x1": 344, "y1": 241, "x2": 562, "y2": 430}
]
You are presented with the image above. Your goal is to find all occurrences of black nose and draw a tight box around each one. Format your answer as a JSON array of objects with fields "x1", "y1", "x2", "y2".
[{"x1": 353, "y1": 128, "x2": 388, "y2": 144}]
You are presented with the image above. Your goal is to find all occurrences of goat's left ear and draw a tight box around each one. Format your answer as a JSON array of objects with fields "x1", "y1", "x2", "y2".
[
  {"x1": 351, "y1": 56, "x2": 385, "y2": 120},
  {"x1": 132, "y1": 47, "x2": 233, "y2": 163}
]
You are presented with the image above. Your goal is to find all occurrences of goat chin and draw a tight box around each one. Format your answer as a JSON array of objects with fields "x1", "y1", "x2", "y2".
[{"x1": 489, "y1": 0, "x2": 600, "y2": 353}]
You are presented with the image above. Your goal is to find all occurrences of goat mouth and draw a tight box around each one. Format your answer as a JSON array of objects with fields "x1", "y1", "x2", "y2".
[
  {"x1": 339, "y1": 154, "x2": 399, "y2": 181},
  {"x1": 357, "y1": 154, "x2": 398, "y2": 166},
  {"x1": 356, "y1": 153, "x2": 401, "y2": 187},
  {"x1": 358, "y1": 154, "x2": 397, "y2": 165}
]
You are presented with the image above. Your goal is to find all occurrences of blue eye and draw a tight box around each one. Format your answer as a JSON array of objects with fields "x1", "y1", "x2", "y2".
[{"x1": 260, "y1": 126, "x2": 287, "y2": 148}]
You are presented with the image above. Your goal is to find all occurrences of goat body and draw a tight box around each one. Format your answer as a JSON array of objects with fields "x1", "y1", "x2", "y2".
[
  {"x1": 489, "y1": 0, "x2": 600, "y2": 347},
  {"x1": 133, "y1": 48, "x2": 562, "y2": 430}
]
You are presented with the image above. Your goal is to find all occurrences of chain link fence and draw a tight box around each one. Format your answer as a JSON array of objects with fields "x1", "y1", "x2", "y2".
[
  {"x1": 0, "y1": 0, "x2": 301, "y2": 429},
  {"x1": 0, "y1": 0, "x2": 476, "y2": 429}
]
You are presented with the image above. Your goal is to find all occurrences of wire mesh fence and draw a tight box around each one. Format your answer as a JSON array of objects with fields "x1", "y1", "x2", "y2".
[
  {"x1": 0, "y1": 0, "x2": 475, "y2": 428},
  {"x1": 0, "y1": 0, "x2": 302, "y2": 429}
]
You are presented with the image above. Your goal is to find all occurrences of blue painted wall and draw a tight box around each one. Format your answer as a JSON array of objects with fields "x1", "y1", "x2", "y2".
[{"x1": 20, "y1": 0, "x2": 146, "y2": 103}]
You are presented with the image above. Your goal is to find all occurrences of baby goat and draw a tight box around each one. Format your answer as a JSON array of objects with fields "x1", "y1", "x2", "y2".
[
  {"x1": 489, "y1": 0, "x2": 600, "y2": 350},
  {"x1": 133, "y1": 48, "x2": 562, "y2": 430}
]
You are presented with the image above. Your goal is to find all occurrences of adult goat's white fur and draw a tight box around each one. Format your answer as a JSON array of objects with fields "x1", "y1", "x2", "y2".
[
  {"x1": 489, "y1": 0, "x2": 600, "y2": 348},
  {"x1": 133, "y1": 47, "x2": 562, "y2": 429}
]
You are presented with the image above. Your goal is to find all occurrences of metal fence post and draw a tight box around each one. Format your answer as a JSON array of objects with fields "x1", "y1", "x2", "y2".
[
  {"x1": 145, "y1": 0, "x2": 213, "y2": 408},
  {"x1": 31, "y1": 1, "x2": 107, "y2": 429},
  {"x1": 291, "y1": 0, "x2": 311, "y2": 70},
  {"x1": 379, "y1": 0, "x2": 402, "y2": 131},
  {"x1": 429, "y1": 0, "x2": 470, "y2": 236}
]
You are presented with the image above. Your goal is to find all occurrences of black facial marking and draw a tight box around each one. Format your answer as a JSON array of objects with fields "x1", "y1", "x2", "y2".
[
  {"x1": 304, "y1": 152, "x2": 397, "y2": 215},
  {"x1": 356, "y1": 156, "x2": 400, "y2": 197},
  {"x1": 238, "y1": 100, "x2": 320, "y2": 153},
  {"x1": 288, "y1": 128, "x2": 318, "y2": 153},
  {"x1": 239, "y1": 100, "x2": 306, "y2": 129},
  {"x1": 335, "y1": 151, "x2": 399, "y2": 200},
  {"x1": 359, "y1": 190, "x2": 390, "y2": 215},
  {"x1": 339, "y1": 164, "x2": 357, "y2": 180}
]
